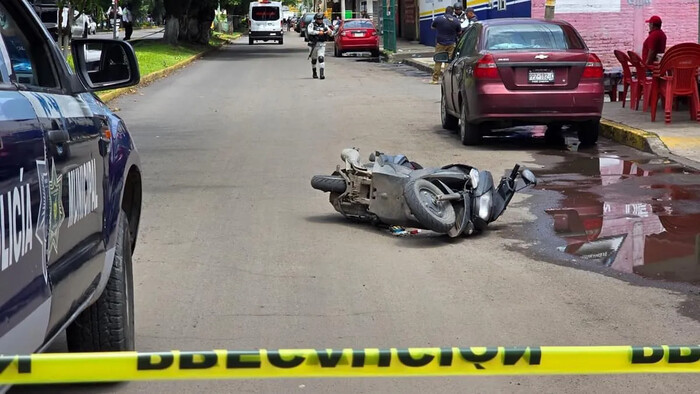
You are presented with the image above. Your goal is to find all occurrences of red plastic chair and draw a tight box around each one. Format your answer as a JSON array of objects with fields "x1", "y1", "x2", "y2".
[
  {"x1": 649, "y1": 44, "x2": 700, "y2": 123},
  {"x1": 613, "y1": 50, "x2": 634, "y2": 107},
  {"x1": 627, "y1": 51, "x2": 654, "y2": 111}
]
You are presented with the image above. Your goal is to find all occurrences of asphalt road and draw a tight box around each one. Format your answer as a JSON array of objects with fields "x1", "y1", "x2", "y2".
[{"x1": 16, "y1": 35, "x2": 700, "y2": 393}]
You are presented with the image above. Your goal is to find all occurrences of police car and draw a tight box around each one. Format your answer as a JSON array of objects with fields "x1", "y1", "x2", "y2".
[{"x1": 0, "y1": 0, "x2": 141, "y2": 359}]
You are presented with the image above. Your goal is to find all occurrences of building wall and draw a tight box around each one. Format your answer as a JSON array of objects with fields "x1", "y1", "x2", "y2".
[{"x1": 531, "y1": 0, "x2": 699, "y2": 69}]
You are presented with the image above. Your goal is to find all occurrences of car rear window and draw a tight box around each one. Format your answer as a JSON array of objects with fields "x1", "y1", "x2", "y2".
[
  {"x1": 485, "y1": 24, "x2": 585, "y2": 51},
  {"x1": 344, "y1": 20, "x2": 374, "y2": 29},
  {"x1": 252, "y1": 7, "x2": 280, "y2": 21}
]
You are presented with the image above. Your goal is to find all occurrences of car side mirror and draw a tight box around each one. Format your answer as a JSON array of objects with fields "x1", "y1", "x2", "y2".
[
  {"x1": 433, "y1": 51, "x2": 450, "y2": 63},
  {"x1": 71, "y1": 38, "x2": 140, "y2": 91}
]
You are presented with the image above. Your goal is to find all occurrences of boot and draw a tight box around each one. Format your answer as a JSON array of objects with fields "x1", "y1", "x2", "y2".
[
  {"x1": 320, "y1": 69, "x2": 325, "y2": 80},
  {"x1": 312, "y1": 69, "x2": 318, "y2": 79}
]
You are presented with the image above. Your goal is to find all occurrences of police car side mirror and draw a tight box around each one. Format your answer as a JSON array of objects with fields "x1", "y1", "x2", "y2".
[
  {"x1": 433, "y1": 51, "x2": 450, "y2": 63},
  {"x1": 71, "y1": 39, "x2": 140, "y2": 91}
]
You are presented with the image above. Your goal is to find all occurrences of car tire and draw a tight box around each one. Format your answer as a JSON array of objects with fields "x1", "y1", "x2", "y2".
[
  {"x1": 371, "y1": 49, "x2": 380, "y2": 57},
  {"x1": 249, "y1": 37, "x2": 254, "y2": 45},
  {"x1": 279, "y1": 37, "x2": 284, "y2": 45},
  {"x1": 403, "y1": 179, "x2": 456, "y2": 233},
  {"x1": 66, "y1": 209, "x2": 135, "y2": 352},
  {"x1": 441, "y1": 91, "x2": 459, "y2": 132},
  {"x1": 577, "y1": 119, "x2": 600, "y2": 146},
  {"x1": 545, "y1": 124, "x2": 564, "y2": 145},
  {"x1": 459, "y1": 101, "x2": 482, "y2": 145}
]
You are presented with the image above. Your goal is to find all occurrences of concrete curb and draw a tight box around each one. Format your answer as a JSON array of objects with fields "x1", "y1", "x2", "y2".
[
  {"x1": 599, "y1": 118, "x2": 700, "y2": 170},
  {"x1": 99, "y1": 33, "x2": 241, "y2": 104},
  {"x1": 401, "y1": 58, "x2": 434, "y2": 74}
]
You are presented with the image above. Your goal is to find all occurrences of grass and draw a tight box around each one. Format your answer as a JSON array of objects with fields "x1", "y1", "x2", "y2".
[
  {"x1": 129, "y1": 40, "x2": 202, "y2": 76},
  {"x1": 63, "y1": 31, "x2": 241, "y2": 99}
]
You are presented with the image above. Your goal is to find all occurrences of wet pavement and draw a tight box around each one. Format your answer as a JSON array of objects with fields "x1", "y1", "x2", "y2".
[{"x1": 521, "y1": 136, "x2": 700, "y2": 287}]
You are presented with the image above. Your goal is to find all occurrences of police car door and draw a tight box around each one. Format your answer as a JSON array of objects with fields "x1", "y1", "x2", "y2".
[
  {"x1": 0, "y1": 2, "x2": 52, "y2": 353},
  {"x1": 8, "y1": 1, "x2": 107, "y2": 337}
]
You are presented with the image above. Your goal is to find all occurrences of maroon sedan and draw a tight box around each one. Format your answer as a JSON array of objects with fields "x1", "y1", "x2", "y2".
[
  {"x1": 437, "y1": 18, "x2": 605, "y2": 145},
  {"x1": 333, "y1": 19, "x2": 380, "y2": 57}
]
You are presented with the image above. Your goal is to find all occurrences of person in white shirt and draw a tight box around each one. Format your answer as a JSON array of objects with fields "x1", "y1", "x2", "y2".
[{"x1": 122, "y1": 4, "x2": 133, "y2": 40}]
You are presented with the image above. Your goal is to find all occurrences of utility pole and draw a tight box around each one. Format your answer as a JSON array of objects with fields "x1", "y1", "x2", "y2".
[
  {"x1": 544, "y1": 0, "x2": 555, "y2": 20},
  {"x1": 341, "y1": 0, "x2": 345, "y2": 20}
]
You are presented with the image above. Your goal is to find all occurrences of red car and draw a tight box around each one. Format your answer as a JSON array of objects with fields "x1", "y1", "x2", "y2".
[
  {"x1": 437, "y1": 18, "x2": 605, "y2": 146},
  {"x1": 334, "y1": 19, "x2": 379, "y2": 57}
]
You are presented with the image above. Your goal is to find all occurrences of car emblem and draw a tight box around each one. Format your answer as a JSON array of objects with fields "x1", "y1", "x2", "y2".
[{"x1": 535, "y1": 54, "x2": 549, "y2": 60}]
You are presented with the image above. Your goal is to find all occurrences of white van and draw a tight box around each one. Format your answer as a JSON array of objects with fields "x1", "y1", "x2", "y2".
[{"x1": 248, "y1": 0, "x2": 283, "y2": 45}]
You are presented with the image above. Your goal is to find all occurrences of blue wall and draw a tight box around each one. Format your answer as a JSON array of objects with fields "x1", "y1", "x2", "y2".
[{"x1": 419, "y1": 0, "x2": 531, "y2": 46}]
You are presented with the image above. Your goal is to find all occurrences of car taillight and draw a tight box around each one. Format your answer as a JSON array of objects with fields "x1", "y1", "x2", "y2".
[
  {"x1": 582, "y1": 53, "x2": 603, "y2": 79},
  {"x1": 371, "y1": 30, "x2": 377, "y2": 36},
  {"x1": 474, "y1": 54, "x2": 499, "y2": 79}
]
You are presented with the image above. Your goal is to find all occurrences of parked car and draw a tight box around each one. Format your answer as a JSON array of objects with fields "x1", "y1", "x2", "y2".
[
  {"x1": 333, "y1": 18, "x2": 379, "y2": 57},
  {"x1": 297, "y1": 12, "x2": 313, "y2": 36},
  {"x1": 0, "y1": 0, "x2": 142, "y2": 358},
  {"x1": 437, "y1": 18, "x2": 604, "y2": 146}
]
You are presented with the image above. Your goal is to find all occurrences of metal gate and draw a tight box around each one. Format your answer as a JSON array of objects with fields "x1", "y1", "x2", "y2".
[{"x1": 382, "y1": 0, "x2": 396, "y2": 52}]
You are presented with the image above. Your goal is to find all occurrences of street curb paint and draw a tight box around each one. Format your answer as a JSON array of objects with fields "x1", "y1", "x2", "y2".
[
  {"x1": 599, "y1": 119, "x2": 700, "y2": 170},
  {"x1": 0, "y1": 346, "x2": 698, "y2": 384},
  {"x1": 99, "y1": 33, "x2": 242, "y2": 104},
  {"x1": 402, "y1": 58, "x2": 435, "y2": 74}
]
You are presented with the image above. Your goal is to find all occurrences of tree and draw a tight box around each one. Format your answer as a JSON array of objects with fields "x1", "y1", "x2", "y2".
[{"x1": 163, "y1": 0, "x2": 218, "y2": 45}]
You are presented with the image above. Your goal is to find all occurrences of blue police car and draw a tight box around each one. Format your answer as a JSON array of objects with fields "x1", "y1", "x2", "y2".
[{"x1": 0, "y1": 0, "x2": 141, "y2": 355}]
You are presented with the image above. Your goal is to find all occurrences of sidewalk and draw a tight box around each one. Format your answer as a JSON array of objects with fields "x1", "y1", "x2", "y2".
[{"x1": 384, "y1": 41, "x2": 700, "y2": 169}]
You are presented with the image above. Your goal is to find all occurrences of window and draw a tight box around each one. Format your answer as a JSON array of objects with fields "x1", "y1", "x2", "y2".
[
  {"x1": 0, "y1": 1, "x2": 57, "y2": 88},
  {"x1": 497, "y1": 0, "x2": 507, "y2": 10},
  {"x1": 457, "y1": 27, "x2": 479, "y2": 59},
  {"x1": 251, "y1": 7, "x2": 280, "y2": 21},
  {"x1": 485, "y1": 23, "x2": 585, "y2": 51},
  {"x1": 343, "y1": 20, "x2": 374, "y2": 29}
]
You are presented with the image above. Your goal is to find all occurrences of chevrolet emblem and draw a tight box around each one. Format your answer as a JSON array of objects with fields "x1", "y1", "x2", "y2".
[{"x1": 535, "y1": 54, "x2": 549, "y2": 59}]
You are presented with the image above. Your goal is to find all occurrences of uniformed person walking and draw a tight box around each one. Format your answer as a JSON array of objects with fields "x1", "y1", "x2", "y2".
[{"x1": 307, "y1": 13, "x2": 335, "y2": 80}]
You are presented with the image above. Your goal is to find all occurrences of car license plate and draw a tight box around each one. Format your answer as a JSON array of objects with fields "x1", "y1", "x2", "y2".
[
  {"x1": 528, "y1": 69, "x2": 554, "y2": 84},
  {"x1": 353, "y1": 32, "x2": 364, "y2": 37},
  {"x1": 270, "y1": 33, "x2": 277, "y2": 36}
]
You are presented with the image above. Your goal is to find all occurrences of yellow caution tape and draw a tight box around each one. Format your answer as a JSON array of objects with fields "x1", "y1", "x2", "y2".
[{"x1": 1, "y1": 346, "x2": 699, "y2": 384}]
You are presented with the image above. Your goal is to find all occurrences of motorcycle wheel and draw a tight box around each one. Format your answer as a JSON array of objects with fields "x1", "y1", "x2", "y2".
[
  {"x1": 404, "y1": 179, "x2": 456, "y2": 233},
  {"x1": 311, "y1": 175, "x2": 347, "y2": 193}
]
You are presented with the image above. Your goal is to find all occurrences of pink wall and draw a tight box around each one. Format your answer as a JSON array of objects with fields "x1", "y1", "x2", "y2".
[{"x1": 531, "y1": 0, "x2": 699, "y2": 68}]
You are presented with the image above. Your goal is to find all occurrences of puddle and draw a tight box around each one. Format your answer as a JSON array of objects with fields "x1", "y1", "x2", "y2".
[{"x1": 536, "y1": 154, "x2": 700, "y2": 285}]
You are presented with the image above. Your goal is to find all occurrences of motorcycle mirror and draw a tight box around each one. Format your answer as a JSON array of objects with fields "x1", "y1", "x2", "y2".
[{"x1": 521, "y1": 169, "x2": 537, "y2": 186}]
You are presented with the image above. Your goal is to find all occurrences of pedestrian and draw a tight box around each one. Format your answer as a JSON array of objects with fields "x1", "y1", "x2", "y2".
[
  {"x1": 361, "y1": 10, "x2": 369, "y2": 19},
  {"x1": 122, "y1": 4, "x2": 133, "y2": 40},
  {"x1": 105, "y1": 5, "x2": 121, "y2": 29},
  {"x1": 454, "y1": 3, "x2": 466, "y2": 25},
  {"x1": 430, "y1": 6, "x2": 461, "y2": 84},
  {"x1": 642, "y1": 15, "x2": 666, "y2": 65},
  {"x1": 307, "y1": 13, "x2": 334, "y2": 80},
  {"x1": 464, "y1": 7, "x2": 478, "y2": 28}
]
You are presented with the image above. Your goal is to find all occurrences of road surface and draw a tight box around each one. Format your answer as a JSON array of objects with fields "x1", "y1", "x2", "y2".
[{"x1": 14, "y1": 34, "x2": 700, "y2": 393}]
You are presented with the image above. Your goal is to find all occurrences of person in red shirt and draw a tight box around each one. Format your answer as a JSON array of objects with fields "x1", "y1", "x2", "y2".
[{"x1": 642, "y1": 15, "x2": 667, "y2": 65}]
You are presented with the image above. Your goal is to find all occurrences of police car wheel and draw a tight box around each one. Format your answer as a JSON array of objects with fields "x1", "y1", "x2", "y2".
[{"x1": 66, "y1": 209, "x2": 135, "y2": 352}]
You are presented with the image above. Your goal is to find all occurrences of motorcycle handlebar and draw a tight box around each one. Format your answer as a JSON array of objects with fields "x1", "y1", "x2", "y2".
[{"x1": 509, "y1": 164, "x2": 520, "y2": 180}]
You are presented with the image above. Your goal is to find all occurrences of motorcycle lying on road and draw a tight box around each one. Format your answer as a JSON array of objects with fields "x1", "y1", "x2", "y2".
[{"x1": 311, "y1": 148, "x2": 537, "y2": 237}]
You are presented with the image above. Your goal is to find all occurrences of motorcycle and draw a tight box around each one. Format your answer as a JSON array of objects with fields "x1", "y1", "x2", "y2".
[{"x1": 311, "y1": 148, "x2": 537, "y2": 237}]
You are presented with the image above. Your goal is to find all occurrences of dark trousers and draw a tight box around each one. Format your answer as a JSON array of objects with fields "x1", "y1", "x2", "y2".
[{"x1": 124, "y1": 22, "x2": 133, "y2": 40}]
